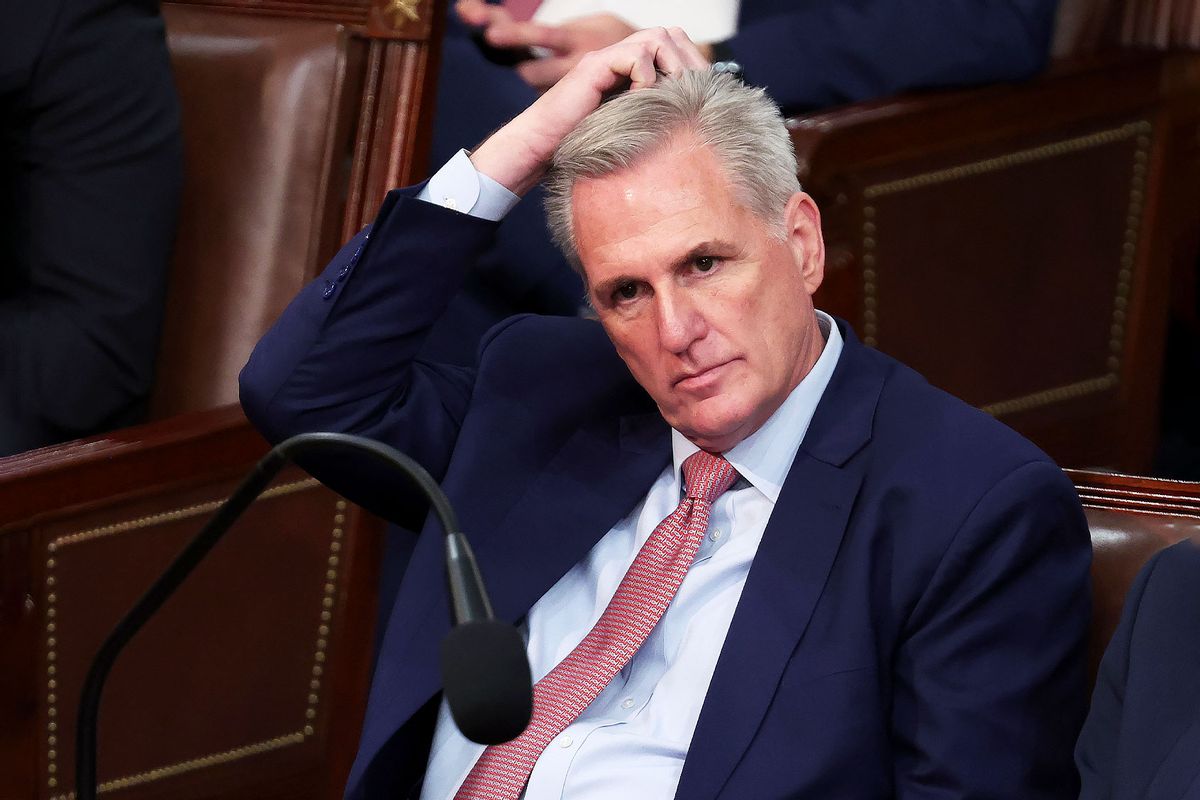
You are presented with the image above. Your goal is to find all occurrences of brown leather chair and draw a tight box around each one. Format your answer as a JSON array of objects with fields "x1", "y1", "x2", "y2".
[
  {"x1": 792, "y1": 0, "x2": 1200, "y2": 472},
  {"x1": 1070, "y1": 468, "x2": 1200, "y2": 688},
  {"x1": 0, "y1": 2, "x2": 445, "y2": 799},
  {"x1": 151, "y1": 0, "x2": 445, "y2": 418}
]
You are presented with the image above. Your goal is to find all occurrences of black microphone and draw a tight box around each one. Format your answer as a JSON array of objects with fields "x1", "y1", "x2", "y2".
[
  {"x1": 440, "y1": 530, "x2": 534, "y2": 744},
  {"x1": 75, "y1": 432, "x2": 532, "y2": 800}
]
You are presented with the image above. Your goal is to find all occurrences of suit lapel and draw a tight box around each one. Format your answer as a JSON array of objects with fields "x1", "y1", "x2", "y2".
[
  {"x1": 676, "y1": 325, "x2": 884, "y2": 800},
  {"x1": 473, "y1": 409, "x2": 672, "y2": 626}
]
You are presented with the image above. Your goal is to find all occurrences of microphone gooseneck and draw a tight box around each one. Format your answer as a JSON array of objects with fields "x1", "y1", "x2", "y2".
[{"x1": 75, "y1": 432, "x2": 532, "y2": 800}]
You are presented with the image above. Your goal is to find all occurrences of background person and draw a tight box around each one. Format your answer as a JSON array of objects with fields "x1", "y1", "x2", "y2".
[{"x1": 0, "y1": 0, "x2": 182, "y2": 455}]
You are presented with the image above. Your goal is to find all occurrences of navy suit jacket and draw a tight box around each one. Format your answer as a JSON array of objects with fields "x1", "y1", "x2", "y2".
[
  {"x1": 1077, "y1": 540, "x2": 1200, "y2": 800},
  {"x1": 241, "y1": 188, "x2": 1092, "y2": 799}
]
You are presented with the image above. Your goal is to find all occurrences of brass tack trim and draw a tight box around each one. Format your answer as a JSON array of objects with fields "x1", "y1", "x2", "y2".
[
  {"x1": 861, "y1": 120, "x2": 1151, "y2": 413},
  {"x1": 48, "y1": 732, "x2": 306, "y2": 800},
  {"x1": 301, "y1": 496, "x2": 351, "y2": 737},
  {"x1": 49, "y1": 479, "x2": 319, "y2": 549},
  {"x1": 982, "y1": 375, "x2": 1119, "y2": 417},
  {"x1": 862, "y1": 204, "x2": 879, "y2": 346},
  {"x1": 863, "y1": 123, "x2": 1148, "y2": 198},
  {"x1": 42, "y1": 476, "x2": 345, "y2": 793}
]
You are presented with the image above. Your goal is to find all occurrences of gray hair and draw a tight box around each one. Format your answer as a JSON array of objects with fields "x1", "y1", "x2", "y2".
[{"x1": 544, "y1": 69, "x2": 800, "y2": 272}]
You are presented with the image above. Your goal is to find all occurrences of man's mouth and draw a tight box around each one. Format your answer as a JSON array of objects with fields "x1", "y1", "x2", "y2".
[{"x1": 674, "y1": 360, "x2": 734, "y2": 391}]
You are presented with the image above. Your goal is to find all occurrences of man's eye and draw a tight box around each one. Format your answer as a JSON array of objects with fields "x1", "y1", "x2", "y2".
[
  {"x1": 614, "y1": 282, "x2": 639, "y2": 302},
  {"x1": 694, "y1": 256, "x2": 717, "y2": 272}
]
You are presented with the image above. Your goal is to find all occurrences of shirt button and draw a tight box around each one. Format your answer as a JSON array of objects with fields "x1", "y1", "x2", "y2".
[
  {"x1": 621, "y1": 697, "x2": 635, "y2": 710},
  {"x1": 710, "y1": 528, "x2": 723, "y2": 542},
  {"x1": 559, "y1": 735, "x2": 574, "y2": 748},
  {"x1": 441, "y1": 196, "x2": 458, "y2": 210}
]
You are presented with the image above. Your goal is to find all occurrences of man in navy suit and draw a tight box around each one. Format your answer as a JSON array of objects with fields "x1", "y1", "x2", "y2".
[
  {"x1": 1076, "y1": 539, "x2": 1200, "y2": 799},
  {"x1": 241, "y1": 29, "x2": 1091, "y2": 800}
]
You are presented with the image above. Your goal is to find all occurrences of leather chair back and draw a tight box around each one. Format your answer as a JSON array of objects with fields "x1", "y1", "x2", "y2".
[
  {"x1": 150, "y1": 0, "x2": 442, "y2": 419},
  {"x1": 1070, "y1": 469, "x2": 1200, "y2": 685},
  {"x1": 151, "y1": 5, "x2": 363, "y2": 417}
]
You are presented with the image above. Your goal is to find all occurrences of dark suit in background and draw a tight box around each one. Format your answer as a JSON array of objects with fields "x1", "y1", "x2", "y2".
[
  {"x1": 0, "y1": 0, "x2": 182, "y2": 455},
  {"x1": 1077, "y1": 539, "x2": 1200, "y2": 800},
  {"x1": 240, "y1": 187, "x2": 1093, "y2": 799}
]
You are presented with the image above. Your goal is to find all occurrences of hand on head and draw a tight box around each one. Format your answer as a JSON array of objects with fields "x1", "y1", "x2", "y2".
[{"x1": 468, "y1": 27, "x2": 710, "y2": 196}]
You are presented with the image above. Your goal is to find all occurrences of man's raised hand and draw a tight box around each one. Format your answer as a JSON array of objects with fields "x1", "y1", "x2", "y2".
[{"x1": 468, "y1": 28, "x2": 709, "y2": 198}]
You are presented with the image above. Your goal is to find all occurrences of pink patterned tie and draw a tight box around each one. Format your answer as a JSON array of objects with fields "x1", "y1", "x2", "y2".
[{"x1": 454, "y1": 451, "x2": 739, "y2": 800}]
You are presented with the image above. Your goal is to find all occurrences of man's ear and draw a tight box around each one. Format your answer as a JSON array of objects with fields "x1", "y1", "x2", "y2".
[{"x1": 784, "y1": 191, "x2": 825, "y2": 296}]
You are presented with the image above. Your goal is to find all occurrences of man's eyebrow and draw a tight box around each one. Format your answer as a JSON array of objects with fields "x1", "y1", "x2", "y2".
[
  {"x1": 589, "y1": 240, "x2": 744, "y2": 299},
  {"x1": 672, "y1": 239, "x2": 742, "y2": 269},
  {"x1": 590, "y1": 273, "x2": 639, "y2": 299}
]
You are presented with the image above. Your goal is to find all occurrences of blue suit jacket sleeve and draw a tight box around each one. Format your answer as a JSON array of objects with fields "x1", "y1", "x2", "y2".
[
  {"x1": 730, "y1": 0, "x2": 1059, "y2": 112},
  {"x1": 1076, "y1": 540, "x2": 1200, "y2": 800},
  {"x1": 239, "y1": 188, "x2": 501, "y2": 526},
  {"x1": 892, "y1": 460, "x2": 1091, "y2": 797}
]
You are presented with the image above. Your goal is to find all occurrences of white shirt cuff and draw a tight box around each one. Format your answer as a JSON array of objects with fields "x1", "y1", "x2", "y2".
[{"x1": 416, "y1": 148, "x2": 521, "y2": 222}]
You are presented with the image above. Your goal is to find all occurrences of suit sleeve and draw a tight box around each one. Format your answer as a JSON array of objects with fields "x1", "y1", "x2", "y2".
[
  {"x1": 891, "y1": 460, "x2": 1092, "y2": 799},
  {"x1": 0, "y1": 0, "x2": 182, "y2": 454},
  {"x1": 1073, "y1": 546, "x2": 1164, "y2": 799},
  {"x1": 239, "y1": 189, "x2": 503, "y2": 527},
  {"x1": 728, "y1": 0, "x2": 1058, "y2": 113}
]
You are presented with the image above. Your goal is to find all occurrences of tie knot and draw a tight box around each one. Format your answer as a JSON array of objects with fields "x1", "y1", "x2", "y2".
[{"x1": 681, "y1": 451, "x2": 738, "y2": 503}]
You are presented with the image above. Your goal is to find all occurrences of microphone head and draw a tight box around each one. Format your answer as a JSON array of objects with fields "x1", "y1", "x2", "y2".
[{"x1": 440, "y1": 620, "x2": 533, "y2": 745}]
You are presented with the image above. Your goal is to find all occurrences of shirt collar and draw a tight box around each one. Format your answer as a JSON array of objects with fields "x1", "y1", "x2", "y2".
[{"x1": 670, "y1": 311, "x2": 844, "y2": 504}]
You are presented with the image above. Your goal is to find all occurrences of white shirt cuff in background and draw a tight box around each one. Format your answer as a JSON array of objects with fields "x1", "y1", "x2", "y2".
[{"x1": 416, "y1": 148, "x2": 521, "y2": 222}]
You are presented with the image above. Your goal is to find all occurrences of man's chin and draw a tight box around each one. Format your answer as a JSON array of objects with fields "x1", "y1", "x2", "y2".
[{"x1": 668, "y1": 409, "x2": 752, "y2": 454}]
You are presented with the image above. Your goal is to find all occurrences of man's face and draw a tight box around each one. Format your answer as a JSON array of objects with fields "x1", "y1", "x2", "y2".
[{"x1": 573, "y1": 136, "x2": 827, "y2": 453}]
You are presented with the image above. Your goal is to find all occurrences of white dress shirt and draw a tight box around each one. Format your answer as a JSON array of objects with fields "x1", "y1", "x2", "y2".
[
  {"x1": 415, "y1": 152, "x2": 844, "y2": 800},
  {"x1": 533, "y1": 0, "x2": 741, "y2": 44}
]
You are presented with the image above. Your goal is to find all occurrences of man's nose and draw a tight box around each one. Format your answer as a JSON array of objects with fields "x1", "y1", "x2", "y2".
[{"x1": 655, "y1": 289, "x2": 704, "y2": 354}]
